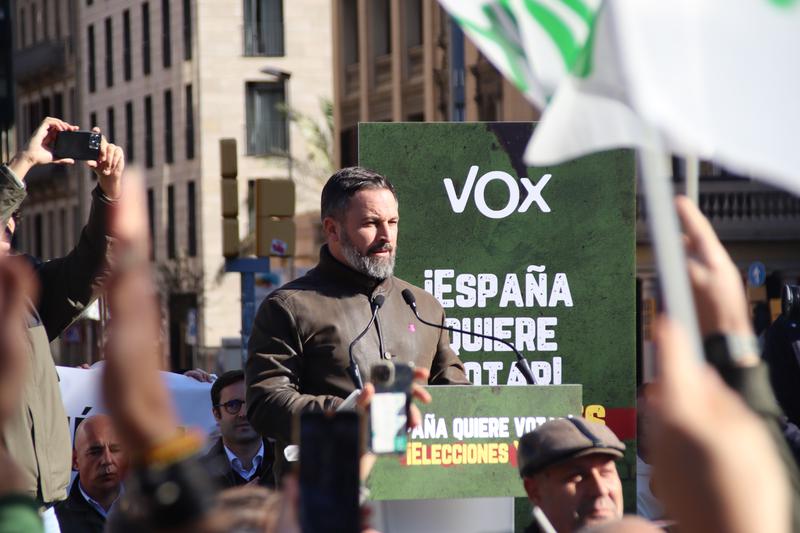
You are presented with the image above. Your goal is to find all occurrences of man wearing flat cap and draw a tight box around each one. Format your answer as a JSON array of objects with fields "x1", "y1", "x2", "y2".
[{"x1": 518, "y1": 416, "x2": 626, "y2": 533}]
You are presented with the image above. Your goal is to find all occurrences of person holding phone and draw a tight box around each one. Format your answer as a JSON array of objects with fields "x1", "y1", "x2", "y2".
[{"x1": 0, "y1": 117, "x2": 124, "y2": 532}]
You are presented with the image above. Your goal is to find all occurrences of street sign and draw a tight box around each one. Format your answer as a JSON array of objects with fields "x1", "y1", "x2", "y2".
[{"x1": 748, "y1": 261, "x2": 767, "y2": 287}]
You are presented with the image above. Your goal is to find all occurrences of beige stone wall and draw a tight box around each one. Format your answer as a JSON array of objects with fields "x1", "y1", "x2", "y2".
[
  {"x1": 74, "y1": 0, "x2": 333, "y2": 354},
  {"x1": 195, "y1": 0, "x2": 333, "y2": 350}
]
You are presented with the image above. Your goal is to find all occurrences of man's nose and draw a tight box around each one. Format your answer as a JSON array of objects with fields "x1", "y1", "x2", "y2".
[
  {"x1": 376, "y1": 221, "x2": 392, "y2": 240},
  {"x1": 585, "y1": 469, "x2": 609, "y2": 497},
  {"x1": 100, "y1": 447, "x2": 114, "y2": 465}
]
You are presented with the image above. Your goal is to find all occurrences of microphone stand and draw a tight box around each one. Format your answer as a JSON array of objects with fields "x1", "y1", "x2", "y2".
[{"x1": 401, "y1": 289, "x2": 537, "y2": 385}]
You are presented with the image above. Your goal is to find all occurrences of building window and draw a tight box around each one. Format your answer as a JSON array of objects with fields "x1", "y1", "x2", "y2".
[
  {"x1": 373, "y1": 0, "x2": 391, "y2": 56},
  {"x1": 19, "y1": 8, "x2": 26, "y2": 49},
  {"x1": 125, "y1": 101, "x2": 134, "y2": 161},
  {"x1": 166, "y1": 184, "x2": 176, "y2": 259},
  {"x1": 59, "y1": 208, "x2": 67, "y2": 257},
  {"x1": 142, "y1": 2, "x2": 151, "y2": 75},
  {"x1": 29, "y1": 101, "x2": 40, "y2": 133},
  {"x1": 43, "y1": 0, "x2": 50, "y2": 41},
  {"x1": 53, "y1": 93, "x2": 63, "y2": 118},
  {"x1": 123, "y1": 10, "x2": 132, "y2": 81},
  {"x1": 405, "y1": 0, "x2": 422, "y2": 47},
  {"x1": 342, "y1": 0, "x2": 358, "y2": 65},
  {"x1": 89, "y1": 111, "x2": 97, "y2": 179},
  {"x1": 182, "y1": 0, "x2": 192, "y2": 60},
  {"x1": 162, "y1": 0, "x2": 171, "y2": 68},
  {"x1": 144, "y1": 95, "x2": 153, "y2": 167},
  {"x1": 54, "y1": 0, "x2": 61, "y2": 40},
  {"x1": 245, "y1": 81, "x2": 287, "y2": 155},
  {"x1": 187, "y1": 181, "x2": 196, "y2": 256},
  {"x1": 87, "y1": 24, "x2": 96, "y2": 92},
  {"x1": 105, "y1": 17, "x2": 114, "y2": 87},
  {"x1": 185, "y1": 83, "x2": 194, "y2": 159},
  {"x1": 106, "y1": 106, "x2": 115, "y2": 142},
  {"x1": 164, "y1": 89, "x2": 173, "y2": 163},
  {"x1": 34, "y1": 213, "x2": 43, "y2": 259},
  {"x1": 72, "y1": 206, "x2": 80, "y2": 247},
  {"x1": 243, "y1": 0, "x2": 284, "y2": 57},
  {"x1": 147, "y1": 188, "x2": 155, "y2": 260},
  {"x1": 40, "y1": 96, "x2": 51, "y2": 118},
  {"x1": 46, "y1": 210, "x2": 54, "y2": 259},
  {"x1": 31, "y1": 3, "x2": 38, "y2": 44},
  {"x1": 67, "y1": 0, "x2": 76, "y2": 55}
]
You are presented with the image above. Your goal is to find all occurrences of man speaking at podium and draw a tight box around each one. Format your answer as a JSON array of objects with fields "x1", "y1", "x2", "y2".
[{"x1": 246, "y1": 167, "x2": 470, "y2": 478}]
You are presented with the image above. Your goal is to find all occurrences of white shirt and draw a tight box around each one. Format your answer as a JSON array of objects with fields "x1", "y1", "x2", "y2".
[
  {"x1": 78, "y1": 481, "x2": 121, "y2": 519},
  {"x1": 636, "y1": 455, "x2": 663, "y2": 520},
  {"x1": 224, "y1": 442, "x2": 265, "y2": 481}
]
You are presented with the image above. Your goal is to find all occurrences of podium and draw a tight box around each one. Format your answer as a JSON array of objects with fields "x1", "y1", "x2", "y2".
[{"x1": 366, "y1": 385, "x2": 582, "y2": 532}]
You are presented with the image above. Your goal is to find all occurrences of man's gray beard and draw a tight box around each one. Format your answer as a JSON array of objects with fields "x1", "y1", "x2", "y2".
[{"x1": 340, "y1": 237, "x2": 395, "y2": 280}]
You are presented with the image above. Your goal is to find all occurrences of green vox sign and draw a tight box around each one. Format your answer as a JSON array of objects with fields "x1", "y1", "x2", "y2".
[
  {"x1": 359, "y1": 122, "x2": 637, "y2": 503},
  {"x1": 367, "y1": 385, "x2": 582, "y2": 500}
]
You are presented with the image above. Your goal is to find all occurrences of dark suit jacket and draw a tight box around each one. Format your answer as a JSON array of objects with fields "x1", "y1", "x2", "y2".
[
  {"x1": 54, "y1": 477, "x2": 107, "y2": 533},
  {"x1": 200, "y1": 438, "x2": 275, "y2": 491}
]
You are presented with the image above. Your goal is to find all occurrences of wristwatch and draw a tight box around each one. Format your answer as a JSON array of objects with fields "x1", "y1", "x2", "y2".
[{"x1": 703, "y1": 333, "x2": 760, "y2": 368}]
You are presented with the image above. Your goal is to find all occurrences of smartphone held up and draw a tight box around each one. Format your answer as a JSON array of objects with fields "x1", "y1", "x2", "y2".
[{"x1": 53, "y1": 130, "x2": 101, "y2": 161}]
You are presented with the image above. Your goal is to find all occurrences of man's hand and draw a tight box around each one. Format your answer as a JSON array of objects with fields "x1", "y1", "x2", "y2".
[
  {"x1": 648, "y1": 317, "x2": 790, "y2": 533},
  {"x1": 185, "y1": 368, "x2": 215, "y2": 383},
  {"x1": 676, "y1": 196, "x2": 753, "y2": 339},
  {"x1": 356, "y1": 366, "x2": 432, "y2": 429},
  {"x1": 87, "y1": 127, "x2": 125, "y2": 199},
  {"x1": 7, "y1": 117, "x2": 79, "y2": 178}
]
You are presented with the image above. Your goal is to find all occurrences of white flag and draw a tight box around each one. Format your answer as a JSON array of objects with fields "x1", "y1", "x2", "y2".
[
  {"x1": 526, "y1": 0, "x2": 800, "y2": 194},
  {"x1": 438, "y1": 0, "x2": 601, "y2": 108}
]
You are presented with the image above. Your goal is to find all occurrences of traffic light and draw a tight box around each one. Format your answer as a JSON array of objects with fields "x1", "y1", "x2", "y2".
[
  {"x1": 220, "y1": 138, "x2": 239, "y2": 258},
  {"x1": 254, "y1": 178, "x2": 295, "y2": 257}
]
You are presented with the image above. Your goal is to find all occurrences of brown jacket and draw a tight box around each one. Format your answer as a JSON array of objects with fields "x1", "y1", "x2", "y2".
[
  {"x1": 246, "y1": 246, "x2": 470, "y2": 473},
  {"x1": 1, "y1": 180, "x2": 114, "y2": 504}
]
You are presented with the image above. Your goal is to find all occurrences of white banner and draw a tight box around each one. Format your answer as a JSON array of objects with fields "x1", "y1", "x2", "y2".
[{"x1": 57, "y1": 365, "x2": 218, "y2": 445}]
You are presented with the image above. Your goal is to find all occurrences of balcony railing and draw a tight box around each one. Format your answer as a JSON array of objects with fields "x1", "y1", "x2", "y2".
[
  {"x1": 407, "y1": 45, "x2": 423, "y2": 80},
  {"x1": 374, "y1": 54, "x2": 391, "y2": 88},
  {"x1": 344, "y1": 63, "x2": 360, "y2": 95},
  {"x1": 636, "y1": 179, "x2": 800, "y2": 242},
  {"x1": 14, "y1": 40, "x2": 68, "y2": 86}
]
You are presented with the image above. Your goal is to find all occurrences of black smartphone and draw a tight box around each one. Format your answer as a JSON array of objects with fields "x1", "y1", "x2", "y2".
[
  {"x1": 369, "y1": 361, "x2": 414, "y2": 454},
  {"x1": 298, "y1": 411, "x2": 361, "y2": 533},
  {"x1": 53, "y1": 131, "x2": 101, "y2": 161}
]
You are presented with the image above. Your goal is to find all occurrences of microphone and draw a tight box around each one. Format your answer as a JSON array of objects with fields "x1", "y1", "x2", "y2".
[
  {"x1": 348, "y1": 294, "x2": 386, "y2": 389},
  {"x1": 401, "y1": 289, "x2": 537, "y2": 385}
]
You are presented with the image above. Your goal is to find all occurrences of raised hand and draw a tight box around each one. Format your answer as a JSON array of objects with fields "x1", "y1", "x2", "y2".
[{"x1": 7, "y1": 117, "x2": 79, "y2": 177}]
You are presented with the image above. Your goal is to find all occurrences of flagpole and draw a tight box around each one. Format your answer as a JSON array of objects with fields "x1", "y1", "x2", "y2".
[
  {"x1": 640, "y1": 128, "x2": 705, "y2": 363},
  {"x1": 684, "y1": 155, "x2": 699, "y2": 204}
]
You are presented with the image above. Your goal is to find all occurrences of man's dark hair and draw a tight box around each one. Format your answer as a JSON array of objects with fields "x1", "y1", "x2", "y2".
[
  {"x1": 320, "y1": 166, "x2": 397, "y2": 222},
  {"x1": 211, "y1": 370, "x2": 245, "y2": 407}
]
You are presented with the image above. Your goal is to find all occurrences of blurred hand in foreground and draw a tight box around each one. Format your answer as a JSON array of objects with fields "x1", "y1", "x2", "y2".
[
  {"x1": 676, "y1": 196, "x2": 754, "y2": 342},
  {"x1": 0, "y1": 254, "x2": 38, "y2": 496},
  {"x1": 102, "y1": 168, "x2": 178, "y2": 455},
  {"x1": 649, "y1": 317, "x2": 789, "y2": 533}
]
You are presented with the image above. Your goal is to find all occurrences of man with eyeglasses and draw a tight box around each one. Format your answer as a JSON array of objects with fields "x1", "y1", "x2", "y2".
[
  {"x1": 517, "y1": 416, "x2": 626, "y2": 533},
  {"x1": 201, "y1": 370, "x2": 274, "y2": 490}
]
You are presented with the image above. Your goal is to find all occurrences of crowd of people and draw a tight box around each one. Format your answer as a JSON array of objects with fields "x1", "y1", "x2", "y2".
[{"x1": 0, "y1": 117, "x2": 798, "y2": 533}]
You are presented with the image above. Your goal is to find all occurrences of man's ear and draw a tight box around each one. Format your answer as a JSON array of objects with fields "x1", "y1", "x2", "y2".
[
  {"x1": 523, "y1": 476, "x2": 542, "y2": 504},
  {"x1": 212, "y1": 407, "x2": 222, "y2": 422},
  {"x1": 322, "y1": 216, "x2": 340, "y2": 243},
  {"x1": 72, "y1": 449, "x2": 79, "y2": 472}
]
